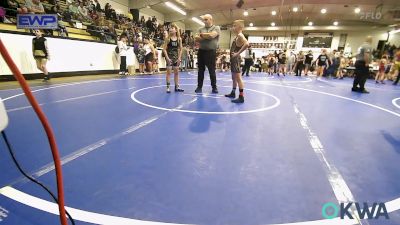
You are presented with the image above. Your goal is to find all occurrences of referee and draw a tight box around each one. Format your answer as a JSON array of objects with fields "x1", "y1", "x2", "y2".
[
  {"x1": 352, "y1": 36, "x2": 372, "y2": 93},
  {"x1": 194, "y1": 14, "x2": 221, "y2": 94}
]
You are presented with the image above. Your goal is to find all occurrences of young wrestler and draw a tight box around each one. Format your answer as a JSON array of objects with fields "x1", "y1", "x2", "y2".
[
  {"x1": 162, "y1": 23, "x2": 184, "y2": 93},
  {"x1": 225, "y1": 20, "x2": 249, "y2": 103}
]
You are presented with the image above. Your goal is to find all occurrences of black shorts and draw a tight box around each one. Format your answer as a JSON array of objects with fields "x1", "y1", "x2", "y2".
[
  {"x1": 166, "y1": 59, "x2": 179, "y2": 68},
  {"x1": 230, "y1": 56, "x2": 241, "y2": 73},
  {"x1": 355, "y1": 60, "x2": 369, "y2": 77},
  {"x1": 145, "y1": 53, "x2": 153, "y2": 62}
]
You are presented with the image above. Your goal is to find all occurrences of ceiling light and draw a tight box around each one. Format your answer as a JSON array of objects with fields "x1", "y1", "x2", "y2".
[
  {"x1": 271, "y1": 10, "x2": 277, "y2": 15},
  {"x1": 333, "y1": 21, "x2": 339, "y2": 26},
  {"x1": 293, "y1": 7, "x2": 298, "y2": 12},
  {"x1": 192, "y1": 17, "x2": 205, "y2": 26},
  {"x1": 321, "y1": 8, "x2": 327, "y2": 14},
  {"x1": 354, "y1": 7, "x2": 360, "y2": 14},
  {"x1": 243, "y1": 10, "x2": 249, "y2": 16},
  {"x1": 308, "y1": 21, "x2": 313, "y2": 26},
  {"x1": 165, "y1": 1, "x2": 187, "y2": 15},
  {"x1": 271, "y1": 22, "x2": 276, "y2": 26},
  {"x1": 249, "y1": 23, "x2": 254, "y2": 27}
]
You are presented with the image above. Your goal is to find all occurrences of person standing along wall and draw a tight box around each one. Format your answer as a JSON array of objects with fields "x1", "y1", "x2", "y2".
[
  {"x1": 117, "y1": 34, "x2": 129, "y2": 75},
  {"x1": 143, "y1": 37, "x2": 156, "y2": 74},
  {"x1": 32, "y1": 30, "x2": 51, "y2": 81}
]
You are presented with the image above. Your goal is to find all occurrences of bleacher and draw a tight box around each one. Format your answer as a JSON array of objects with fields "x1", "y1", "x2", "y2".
[{"x1": 0, "y1": 0, "x2": 126, "y2": 43}]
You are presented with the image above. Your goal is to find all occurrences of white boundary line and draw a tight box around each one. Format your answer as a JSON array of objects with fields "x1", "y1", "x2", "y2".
[
  {"x1": 245, "y1": 80, "x2": 400, "y2": 118},
  {"x1": 316, "y1": 78, "x2": 400, "y2": 92},
  {"x1": 0, "y1": 186, "x2": 387, "y2": 225},
  {"x1": 1, "y1": 77, "x2": 197, "y2": 101},
  {"x1": 187, "y1": 71, "x2": 313, "y2": 83},
  {"x1": 0, "y1": 77, "x2": 399, "y2": 225},
  {"x1": 131, "y1": 84, "x2": 281, "y2": 114},
  {"x1": 392, "y1": 97, "x2": 400, "y2": 109},
  {"x1": 24, "y1": 97, "x2": 199, "y2": 179},
  {"x1": 6, "y1": 88, "x2": 135, "y2": 112}
]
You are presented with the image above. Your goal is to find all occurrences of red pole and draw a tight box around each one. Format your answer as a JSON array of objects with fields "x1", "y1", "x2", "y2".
[{"x1": 0, "y1": 38, "x2": 69, "y2": 225}]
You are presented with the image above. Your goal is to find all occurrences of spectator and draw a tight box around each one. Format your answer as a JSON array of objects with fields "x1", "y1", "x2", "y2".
[
  {"x1": 392, "y1": 49, "x2": 400, "y2": 85},
  {"x1": 140, "y1": 16, "x2": 145, "y2": 27},
  {"x1": 135, "y1": 43, "x2": 146, "y2": 74},
  {"x1": 181, "y1": 45, "x2": 188, "y2": 71},
  {"x1": 104, "y1": 3, "x2": 111, "y2": 19},
  {"x1": 143, "y1": 37, "x2": 156, "y2": 73},
  {"x1": 32, "y1": 29, "x2": 51, "y2": 81},
  {"x1": 121, "y1": 28, "x2": 130, "y2": 45},
  {"x1": 189, "y1": 49, "x2": 194, "y2": 69},
  {"x1": 110, "y1": 7, "x2": 116, "y2": 20},
  {"x1": 103, "y1": 23, "x2": 117, "y2": 43},
  {"x1": 316, "y1": 49, "x2": 329, "y2": 78},
  {"x1": 287, "y1": 51, "x2": 296, "y2": 75},
  {"x1": 304, "y1": 50, "x2": 313, "y2": 76},
  {"x1": 295, "y1": 51, "x2": 305, "y2": 77},
  {"x1": 1, "y1": 0, "x2": 28, "y2": 23},
  {"x1": 25, "y1": 0, "x2": 45, "y2": 14},
  {"x1": 146, "y1": 17, "x2": 152, "y2": 31},
  {"x1": 48, "y1": 0, "x2": 58, "y2": 5},
  {"x1": 78, "y1": 2, "x2": 90, "y2": 20},
  {"x1": 94, "y1": 0, "x2": 101, "y2": 12},
  {"x1": 117, "y1": 34, "x2": 129, "y2": 75},
  {"x1": 68, "y1": 1, "x2": 80, "y2": 19}
]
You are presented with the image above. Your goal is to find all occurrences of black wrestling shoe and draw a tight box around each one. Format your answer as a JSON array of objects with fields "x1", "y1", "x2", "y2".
[
  {"x1": 231, "y1": 96, "x2": 244, "y2": 103},
  {"x1": 195, "y1": 87, "x2": 202, "y2": 93},
  {"x1": 360, "y1": 89, "x2": 370, "y2": 94},
  {"x1": 211, "y1": 88, "x2": 218, "y2": 94},
  {"x1": 175, "y1": 87, "x2": 184, "y2": 92},
  {"x1": 225, "y1": 92, "x2": 235, "y2": 98}
]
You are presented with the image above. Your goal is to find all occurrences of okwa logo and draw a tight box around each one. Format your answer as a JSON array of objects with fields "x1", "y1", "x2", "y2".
[{"x1": 322, "y1": 202, "x2": 389, "y2": 220}]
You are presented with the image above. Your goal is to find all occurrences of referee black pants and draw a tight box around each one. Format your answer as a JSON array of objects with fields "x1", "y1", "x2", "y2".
[
  {"x1": 352, "y1": 60, "x2": 369, "y2": 91},
  {"x1": 120, "y1": 56, "x2": 127, "y2": 73},
  {"x1": 197, "y1": 49, "x2": 217, "y2": 89},
  {"x1": 242, "y1": 58, "x2": 252, "y2": 76}
]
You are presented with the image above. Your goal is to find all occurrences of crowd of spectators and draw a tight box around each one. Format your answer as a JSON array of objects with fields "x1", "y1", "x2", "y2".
[{"x1": 0, "y1": 0, "x2": 196, "y2": 48}]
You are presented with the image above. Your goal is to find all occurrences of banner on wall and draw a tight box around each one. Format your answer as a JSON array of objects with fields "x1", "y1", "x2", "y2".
[
  {"x1": 248, "y1": 36, "x2": 297, "y2": 50},
  {"x1": 302, "y1": 32, "x2": 333, "y2": 48},
  {"x1": 17, "y1": 14, "x2": 58, "y2": 29}
]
